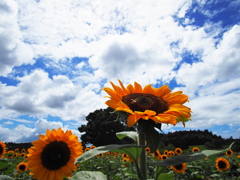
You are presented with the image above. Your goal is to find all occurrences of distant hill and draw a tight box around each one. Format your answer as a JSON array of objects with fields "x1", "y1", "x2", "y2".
[{"x1": 159, "y1": 129, "x2": 239, "y2": 151}]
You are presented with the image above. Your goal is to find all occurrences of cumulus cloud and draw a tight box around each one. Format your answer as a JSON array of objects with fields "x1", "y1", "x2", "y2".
[
  {"x1": 0, "y1": 0, "x2": 34, "y2": 76},
  {"x1": 0, "y1": 118, "x2": 81, "y2": 142},
  {"x1": 175, "y1": 25, "x2": 240, "y2": 94},
  {"x1": 0, "y1": 0, "x2": 240, "y2": 141},
  {"x1": 0, "y1": 69, "x2": 105, "y2": 121}
]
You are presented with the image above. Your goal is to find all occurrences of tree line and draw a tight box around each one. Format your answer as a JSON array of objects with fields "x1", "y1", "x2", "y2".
[{"x1": 5, "y1": 108, "x2": 240, "y2": 152}]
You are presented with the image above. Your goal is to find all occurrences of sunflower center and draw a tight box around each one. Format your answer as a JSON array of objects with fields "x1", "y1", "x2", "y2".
[
  {"x1": 19, "y1": 164, "x2": 27, "y2": 171},
  {"x1": 41, "y1": 141, "x2": 70, "y2": 170},
  {"x1": 174, "y1": 164, "x2": 183, "y2": 170},
  {"x1": 122, "y1": 93, "x2": 168, "y2": 113},
  {"x1": 0, "y1": 146, "x2": 3, "y2": 154},
  {"x1": 218, "y1": 161, "x2": 227, "y2": 169}
]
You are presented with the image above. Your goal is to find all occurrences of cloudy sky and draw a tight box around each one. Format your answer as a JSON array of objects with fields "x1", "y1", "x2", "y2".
[{"x1": 0, "y1": 0, "x2": 240, "y2": 143}]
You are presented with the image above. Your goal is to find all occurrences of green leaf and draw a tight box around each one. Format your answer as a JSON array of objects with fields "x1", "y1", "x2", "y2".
[
  {"x1": 138, "y1": 120, "x2": 160, "y2": 153},
  {"x1": 75, "y1": 144, "x2": 144, "y2": 163},
  {"x1": 116, "y1": 131, "x2": 138, "y2": 142},
  {"x1": 151, "y1": 142, "x2": 234, "y2": 167},
  {"x1": 111, "y1": 146, "x2": 143, "y2": 161},
  {"x1": 70, "y1": 171, "x2": 107, "y2": 180},
  {"x1": 157, "y1": 172, "x2": 174, "y2": 180}
]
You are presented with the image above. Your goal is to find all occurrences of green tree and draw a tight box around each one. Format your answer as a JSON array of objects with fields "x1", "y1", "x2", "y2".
[{"x1": 78, "y1": 107, "x2": 135, "y2": 147}]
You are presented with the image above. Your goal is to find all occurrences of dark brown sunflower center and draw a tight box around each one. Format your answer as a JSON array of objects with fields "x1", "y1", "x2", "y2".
[
  {"x1": 19, "y1": 164, "x2": 27, "y2": 171},
  {"x1": 0, "y1": 146, "x2": 3, "y2": 154},
  {"x1": 176, "y1": 150, "x2": 181, "y2": 153},
  {"x1": 218, "y1": 161, "x2": 227, "y2": 169},
  {"x1": 174, "y1": 164, "x2": 183, "y2": 170},
  {"x1": 122, "y1": 93, "x2": 168, "y2": 113},
  {"x1": 41, "y1": 141, "x2": 70, "y2": 170}
]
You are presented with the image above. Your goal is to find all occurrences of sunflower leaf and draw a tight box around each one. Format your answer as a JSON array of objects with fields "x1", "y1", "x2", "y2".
[
  {"x1": 75, "y1": 144, "x2": 144, "y2": 163},
  {"x1": 116, "y1": 131, "x2": 138, "y2": 142},
  {"x1": 70, "y1": 171, "x2": 107, "y2": 180},
  {"x1": 150, "y1": 142, "x2": 234, "y2": 166}
]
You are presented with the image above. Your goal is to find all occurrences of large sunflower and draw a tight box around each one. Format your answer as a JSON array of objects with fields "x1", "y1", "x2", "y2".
[
  {"x1": 215, "y1": 157, "x2": 230, "y2": 171},
  {"x1": 103, "y1": 80, "x2": 191, "y2": 127},
  {"x1": 27, "y1": 128, "x2": 83, "y2": 180},
  {"x1": 0, "y1": 141, "x2": 7, "y2": 158}
]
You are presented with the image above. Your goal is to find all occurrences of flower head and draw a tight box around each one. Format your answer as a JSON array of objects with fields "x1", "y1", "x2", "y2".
[
  {"x1": 216, "y1": 157, "x2": 230, "y2": 171},
  {"x1": 175, "y1": 148, "x2": 183, "y2": 155},
  {"x1": 16, "y1": 162, "x2": 28, "y2": 172},
  {"x1": 27, "y1": 128, "x2": 83, "y2": 180},
  {"x1": 192, "y1": 147, "x2": 200, "y2": 152},
  {"x1": 226, "y1": 149, "x2": 233, "y2": 157},
  {"x1": 0, "y1": 141, "x2": 7, "y2": 158},
  {"x1": 103, "y1": 80, "x2": 191, "y2": 127},
  {"x1": 171, "y1": 163, "x2": 187, "y2": 173}
]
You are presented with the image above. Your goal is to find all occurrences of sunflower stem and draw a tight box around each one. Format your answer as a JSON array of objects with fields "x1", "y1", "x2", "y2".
[{"x1": 138, "y1": 131, "x2": 147, "y2": 180}]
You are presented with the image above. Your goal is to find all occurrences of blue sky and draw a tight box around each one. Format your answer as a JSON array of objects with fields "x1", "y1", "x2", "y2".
[{"x1": 0, "y1": 0, "x2": 240, "y2": 142}]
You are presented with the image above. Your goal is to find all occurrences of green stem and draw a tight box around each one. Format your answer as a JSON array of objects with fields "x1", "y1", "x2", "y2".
[{"x1": 138, "y1": 132, "x2": 147, "y2": 180}]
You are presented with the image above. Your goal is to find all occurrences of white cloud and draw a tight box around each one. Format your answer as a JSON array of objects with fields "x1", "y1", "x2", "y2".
[
  {"x1": 176, "y1": 25, "x2": 240, "y2": 94},
  {"x1": 0, "y1": 0, "x2": 34, "y2": 76},
  {"x1": 0, "y1": 118, "x2": 81, "y2": 142},
  {"x1": 0, "y1": 0, "x2": 239, "y2": 141},
  {"x1": 0, "y1": 69, "x2": 105, "y2": 121}
]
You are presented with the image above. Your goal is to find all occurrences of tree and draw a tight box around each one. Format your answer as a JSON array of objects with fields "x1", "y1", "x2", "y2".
[{"x1": 78, "y1": 107, "x2": 135, "y2": 147}]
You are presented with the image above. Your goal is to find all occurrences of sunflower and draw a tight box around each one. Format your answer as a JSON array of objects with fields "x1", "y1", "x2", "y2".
[
  {"x1": 192, "y1": 147, "x2": 200, "y2": 152},
  {"x1": 168, "y1": 151, "x2": 175, "y2": 157},
  {"x1": 0, "y1": 141, "x2": 7, "y2": 158},
  {"x1": 153, "y1": 150, "x2": 161, "y2": 160},
  {"x1": 164, "y1": 150, "x2": 168, "y2": 155},
  {"x1": 102, "y1": 80, "x2": 191, "y2": 127},
  {"x1": 27, "y1": 128, "x2": 83, "y2": 180},
  {"x1": 225, "y1": 149, "x2": 233, "y2": 157},
  {"x1": 170, "y1": 163, "x2": 187, "y2": 173},
  {"x1": 175, "y1": 148, "x2": 183, "y2": 155},
  {"x1": 16, "y1": 161, "x2": 28, "y2": 172},
  {"x1": 216, "y1": 157, "x2": 230, "y2": 171},
  {"x1": 161, "y1": 154, "x2": 168, "y2": 160},
  {"x1": 145, "y1": 147, "x2": 151, "y2": 153}
]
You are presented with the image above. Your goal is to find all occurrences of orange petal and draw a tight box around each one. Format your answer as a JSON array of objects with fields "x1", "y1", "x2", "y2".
[
  {"x1": 155, "y1": 85, "x2": 171, "y2": 97},
  {"x1": 110, "y1": 81, "x2": 125, "y2": 97},
  {"x1": 127, "y1": 114, "x2": 140, "y2": 127},
  {"x1": 102, "y1": 87, "x2": 121, "y2": 101},
  {"x1": 127, "y1": 84, "x2": 135, "y2": 93},
  {"x1": 134, "y1": 82, "x2": 143, "y2": 93},
  {"x1": 118, "y1": 79, "x2": 130, "y2": 94},
  {"x1": 143, "y1": 84, "x2": 155, "y2": 94}
]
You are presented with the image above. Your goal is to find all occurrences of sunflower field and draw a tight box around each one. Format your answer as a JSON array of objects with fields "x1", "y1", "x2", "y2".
[
  {"x1": 1, "y1": 140, "x2": 240, "y2": 180},
  {"x1": 1, "y1": 81, "x2": 240, "y2": 179}
]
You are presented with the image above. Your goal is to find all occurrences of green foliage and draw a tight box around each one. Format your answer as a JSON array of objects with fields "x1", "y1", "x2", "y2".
[
  {"x1": 0, "y1": 157, "x2": 32, "y2": 180},
  {"x1": 75, "y1": 144, "x2": 144, "y2": 164},
  {"x1": 78, "y1": 108, "x2": 135, "y2": 146},
  {"x1": 116, "y1": 131, "x2": 138, "y2": 143},
  {"x1": 151, "y1": 143, "x2": 234, "y2": 167},
  {"x1": 70, "y1": 171, "x2": 107, "y2": 180},
  {"x1": 137, "y1": 120, "x2": 160, "y2": 153}
]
